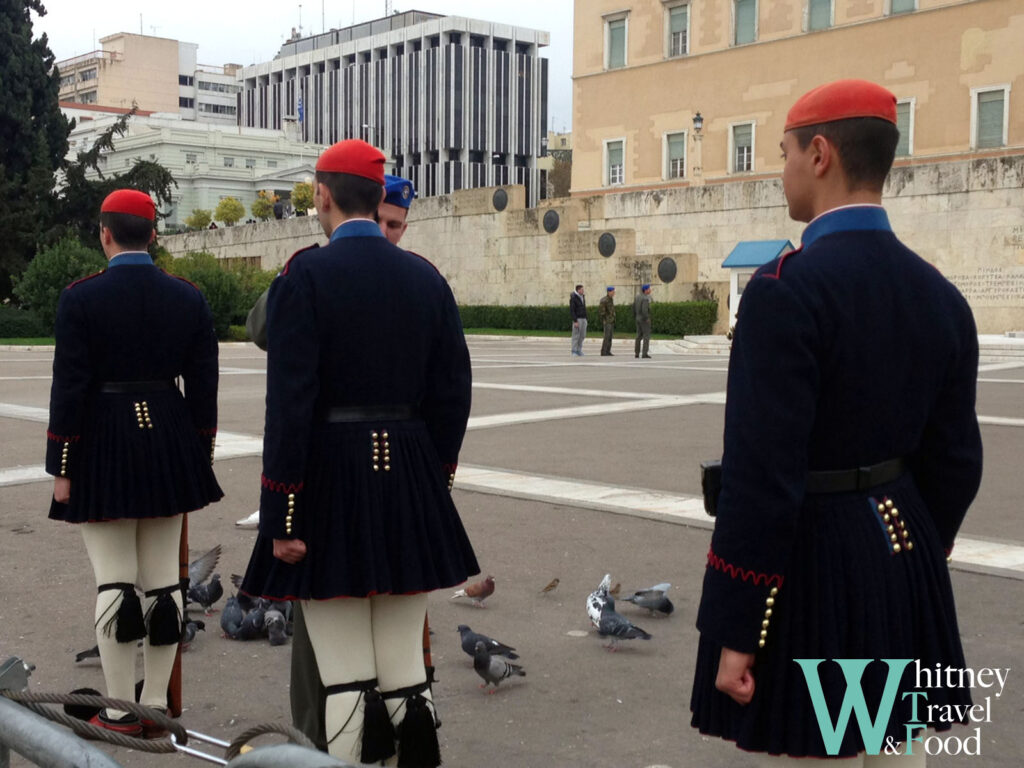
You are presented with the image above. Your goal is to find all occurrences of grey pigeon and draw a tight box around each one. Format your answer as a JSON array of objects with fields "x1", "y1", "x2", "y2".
[
  {"x1": 187, "y1": 573, "x2": 223, "y2": 615},
  {"x1": 586, "y1": 573, "x2": 614, "y2": 629},
  {"x1": 182, "y1": 619, "x2": 205, "y2": 649},
  {"x1": 188, "y1": 544, "x2": 221, "y2": 590},
  {"x1": 598, "y1": 603, "x2": 652, "y2": 650},
  {"x1": 472, "y1": 641, "x2": 525, "y2": 692},
  {"x1": 623, "y1": 582, "x2": 674, "y2": 616},
  {"x1": 457, "y1": 625, "x2": 518, "y2": 660},
  {"x1": 220, "y1": 595, "x2": 244, "y2": 638},
  {"x1": 266, "y1": 609, "x2": 288, "y2": 646},
  {"x1": 232, "y1": 604, "x2": 267, "y2": 640}
]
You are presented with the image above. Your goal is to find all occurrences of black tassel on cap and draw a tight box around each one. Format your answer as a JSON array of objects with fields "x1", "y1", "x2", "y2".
[
  {"x1": 397, "y1": 693, "x2": 441, "y2": 768},
  {"x1": 360, "y1": 688, "x2": 398, "y2": 763},
  {"x1": 144, "y1": 585, "x2": 182, "y2": 646},
  {"x1": 97, "y1": 582, "x2": 146, "y2": 643}
]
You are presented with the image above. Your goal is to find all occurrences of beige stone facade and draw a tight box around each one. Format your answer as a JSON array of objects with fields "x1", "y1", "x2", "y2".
[
  {"x1": 571, "y1": 0, "x2": 1023, "y2": 193},
  {"x1": 161, "y1": 153, "x2": 1024, "y2": 335}
]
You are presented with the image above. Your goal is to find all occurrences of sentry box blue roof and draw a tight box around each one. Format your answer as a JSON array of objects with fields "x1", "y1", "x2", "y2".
[{"x1": 722, "y1": 239, "x2": 795, "y2": 268}]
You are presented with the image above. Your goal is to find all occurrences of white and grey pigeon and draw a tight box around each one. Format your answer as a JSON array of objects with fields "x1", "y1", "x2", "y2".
[
  {"x1": 472, "y1": 641, "x2": 525, "y2": 693},
  {"x1": 457, "y1": 625, "x2": 519, "y2": 660},
  {"x1": 598, "y1": 602, "x2": 652, "y2": 651},
  {"x1": 622, "y1": 582, "x2": 674, "y2": 616},
  {"x1": 586, "y1": 573, "x2": 614, "y2": 629}
]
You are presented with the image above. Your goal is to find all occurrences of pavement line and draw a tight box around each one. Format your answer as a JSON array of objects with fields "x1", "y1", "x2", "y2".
[
  {"x1": 455, "y1": 464, "x2": 1024, "y2": 579},
  {"x1": 466, "y1": 393, "x2": 727, "y2": 430},
  {"x1": 977, "y1": 362, "x2": 1024, "y2": 373},
  {"x1": 473, "y1": 382, "x2": 675, "y2": 400},
  {"x1": 977, "y1": 416, "x2": 1024, "y2": 427},
  {"x1": 977, "y1": 378, "x2": 1024, "y2": 384}
]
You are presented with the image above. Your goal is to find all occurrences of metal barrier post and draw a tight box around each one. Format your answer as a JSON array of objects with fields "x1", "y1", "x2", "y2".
[{"x1": 0, "y1": 696, "x2": 124, "y2": 768}]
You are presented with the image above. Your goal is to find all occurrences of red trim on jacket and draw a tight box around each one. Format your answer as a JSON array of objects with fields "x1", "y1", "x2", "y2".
[
  {"x1": 47, "y1": 430, "x2": 81, "y2": 443},
  {"x1": 196, "y1": 427, "x2": 218, "y2": 436},
  {"x1": 66, "y1": 271, "x2": 105, "y2": 290},
  {"x1": 406, "y1": 249, "x2": 441, "y2": 275},
  {"x1": 280, "y1": 243, "x2": 320, "y2": 276},
  {"x1": 760, "y1": 246, "x2": 803, "y2": 280},
  {"x1": 261, "y1": 475, "x2": 304, "y2": 494},
  {"x1": 706, "y1": 548, "x2": 785, "y2": 589}
]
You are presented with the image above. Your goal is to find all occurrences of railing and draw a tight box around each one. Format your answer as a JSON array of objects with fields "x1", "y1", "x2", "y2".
[{"x1": 55, "y1": 49, "x2": 122, "y2": 71}]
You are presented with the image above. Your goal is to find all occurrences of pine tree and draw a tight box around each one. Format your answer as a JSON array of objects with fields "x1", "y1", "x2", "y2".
[{"x1": 0, "y1": 0, "x2": 71, "y2": 298}]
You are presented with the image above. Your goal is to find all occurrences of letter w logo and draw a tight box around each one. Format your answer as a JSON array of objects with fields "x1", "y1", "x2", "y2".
[{"x1": 793, "y1": 659, "x2": 911, "y2": 756}]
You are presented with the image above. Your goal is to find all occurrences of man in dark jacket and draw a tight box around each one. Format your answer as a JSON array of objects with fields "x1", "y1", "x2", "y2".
[
  {"x1": 569, "y1": 284, "x2": 587, "y2": 356},
  {"x1": 633, "y1": 284, "x2": 652, "y2": 358}
]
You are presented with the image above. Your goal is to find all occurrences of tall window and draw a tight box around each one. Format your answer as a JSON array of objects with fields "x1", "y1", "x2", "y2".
[
  {"x1": 735, "y1": 0, "x2": 757, "y2": 45},
  {"x1": 606, "y1": 139, "x2": 624, "y2": 185},
  {"x1": 808, "y1": 0, "x2": 831, "y2": 30},
  {"x1": 667, "y1": 4, "x2": 689, "y2": 57},
  {"x1": 895, "y1": 100, "x2": 913, "y2": 157},
  {"x1": 223, "y1": 157, "x2": 235, "y2": 168},
  {"x1": 890, "y1": 0, "x2": 915, "y2": 14},
  {"x1": 666, "y1": 132, "x2": 686, "y2": 179},
  {"x1": 732, "y1": 123, "x2": 754, "y2": 172},
  {"x1": 974, "y1": 88, "x2": 1008, "y2": 149},
  {"x1": 606, "y1": 17, "x2": 627, "y2": 69}
]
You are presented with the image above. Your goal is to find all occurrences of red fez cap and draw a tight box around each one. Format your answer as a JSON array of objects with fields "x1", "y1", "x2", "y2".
[
  {"x1": 100, "y1": 189, "x2": 156, "y2": 220},
  {"x1": 785, "y1": 79, "x2": 897, "y2": 132},
  {"x1": 315, "y1": 139, "x2": 386, "y2": 184}
]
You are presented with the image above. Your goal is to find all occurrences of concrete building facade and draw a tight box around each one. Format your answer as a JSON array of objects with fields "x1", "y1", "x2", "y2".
[
  {"x1": 237, "y1": 11, "x2": 551, "y2": 205},
  {"x1": 571, "y1": 0, "x2": 1023, "y2": 193},
  {"x1": 56, "y1": 33, "x2": 242, "y2": 125}
]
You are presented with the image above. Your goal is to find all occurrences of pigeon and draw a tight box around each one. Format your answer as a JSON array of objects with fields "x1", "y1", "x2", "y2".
[
  {"x1": 457, "y1": 625, "x2": 519, "y2": 660},
  {"x1": 232, "y1": 603, "x2": 267, "y2": 641},
  {"x1": 539, "y1": 578, "x2": 560, "y2": 594},
  {"x1": 188, "y1": 544, "x2": 221, "y2": 591},
  {"x1": 75, "y1": 641, "x2": 141, "y2": 663},
  {"x1": 181, "y1": 618, "x2": 205, "y2": 649},
  {"x1": 598, "y1": 602, "x2": 652, "y2": 650},
  {"x1": 586, "y1": 574, "x2": 614, "y2": 629},
  {"x1": 451, "y1": 575, "x2": 495, "y2": 608},
  {"x1": 623, "y1": 583, "x2": 674, "y2": 616},
  {"x1": 472, "y1": 641, "x2": 525, "y2": 692},
  {"x1": 266, "y1": 609, "x2": 288, "y2": 646},
  {"x1": 220, "y1": 595, "x2": 245, "y2": 638},
  {"x1": 187, "y1": 573, "x2": 223, "y2": 615}
]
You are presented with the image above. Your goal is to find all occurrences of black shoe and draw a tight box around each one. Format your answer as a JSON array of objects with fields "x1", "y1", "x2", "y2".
[
  {"x1": 634, "y1": 355, "x2": 639, "y2": 358},
  {"x1": 642, "y1": 354, "x2": 652, "y2": 358}
]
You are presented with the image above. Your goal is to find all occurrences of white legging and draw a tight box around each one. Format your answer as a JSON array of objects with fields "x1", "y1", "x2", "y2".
[
  {"x1": 303, "y1": 593, "x2": 428, "y2": 765},
  {"x1": 80, "y1": 515, "x2": 183, "y2": 718}
]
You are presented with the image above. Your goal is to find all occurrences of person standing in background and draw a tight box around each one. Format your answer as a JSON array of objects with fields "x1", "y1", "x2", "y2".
[
  {"x1": 570, "y1": 284, "x2": 587, "y2": 357},
  {"x1": 634, "y1": 284, "x2": 652, "y2": 359},
  {"x1": 599, "y1": 286, "x2": 616, "y2": 356}
]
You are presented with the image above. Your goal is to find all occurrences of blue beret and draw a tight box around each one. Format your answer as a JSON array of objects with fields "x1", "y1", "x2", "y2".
[
  {"x1": 642, "y1": 284, "x2": 651, "y2": 291},
  {"x1": 383, "y1": 174, "x2": 415, "y2": 209},
  {"x1": 606, "y1": 286, "x2": 615, "y2": 292}
]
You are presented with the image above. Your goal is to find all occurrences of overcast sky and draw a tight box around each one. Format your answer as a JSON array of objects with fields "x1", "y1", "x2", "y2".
[{"x1": 32, "y1": 0, "x2": 575, "y2": 131}]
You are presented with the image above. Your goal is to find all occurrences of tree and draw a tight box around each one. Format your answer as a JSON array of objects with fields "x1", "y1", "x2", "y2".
[
  {"x1": 11, "y1": 237, "x2": 106, "y2": 331},
  {"x1": 165, "y1": 251, "x2": 243, "y2": 338},
  {"x1": 251, "y1": 190, "x2": 277, "y2": 221},
  {"x1": 549, "y1": 156, "x2": 572, "y2": 198},
  {"x1": 214, "y1": 197, "x2": 245, "y2": 226},
  {"x1": 0, "y1": 0, "x2": 72, "y2": 299},
  {"x1": 291, "y1": 181, "x2": 314, "y2": 214},
  {"x1": 185, "y1": 209, "x2": 212, "y2": 230}
]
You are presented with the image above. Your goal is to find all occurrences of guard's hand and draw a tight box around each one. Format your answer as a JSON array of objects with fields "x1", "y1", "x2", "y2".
[
  {"x1": 716, "y1": 647, "x2": 756, "y2": 705},
  {"x1": 573, "y1": 320, "x2": 579, "y2": 327},
  {"x1": 273, "y1": 538, "x2": 307, "y2": 564},
  {"x1": 53, "y1": 477, "x2": 71, "y2": 504}
]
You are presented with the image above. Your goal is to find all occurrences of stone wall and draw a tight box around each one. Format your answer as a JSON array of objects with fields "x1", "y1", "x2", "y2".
[{"x1": 161, "y1": 153, "x2": 1024, "y2": 334}]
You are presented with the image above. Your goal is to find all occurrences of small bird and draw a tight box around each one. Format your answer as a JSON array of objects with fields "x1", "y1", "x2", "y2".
[
  {"x1": 586, "y1": 574, "x2": 614, "y2": 629},
  {"x1": 75, "y1": 641, "x2": 141, "y2": 663},
  {"x1": 623, "y1": 583, "x2": 674, "y2": 616},
  {"x1": 539, "y1": 578, "x2": 560, "y2": 594},
  {"x1": 598, "y1": 603, "x2": 652, "y2": 651},
  {"x1": 181, "y1": 619, "x2": 206, "y2": 650},
  {"x1": 220, "y1": 595, "x2": 245, "y2": 638},
  {"x1": 187, "y1": 573, "x2": 223, "y2": 615},
  {"x1": 472, "y1": 641, "x2": 525, "y2": 692},
  {"x1": 451, "y1": 575, "x2": 495, "y2": 608},
  {"x1": 265, "y1": 609, "x2": 288, "y2": 646},
  {"x1": 457, "y1": 625, "x2": 518, "y2": 660},
  {"x1": 232, "y1": 603, "x2": 267, "y2": 641}
]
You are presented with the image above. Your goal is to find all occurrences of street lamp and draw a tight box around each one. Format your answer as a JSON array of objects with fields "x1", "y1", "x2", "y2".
[
  {"x1": 692, "y1": 111, "x2": 704, "y2": 135},
  {"x1": 692, "y1": 110, "x2": 704, "y2": 185}
]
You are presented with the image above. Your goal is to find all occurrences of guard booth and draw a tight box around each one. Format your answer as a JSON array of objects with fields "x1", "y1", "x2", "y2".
[{"x1": 722, "y1": 240, "x2": 795, "y2": 329}]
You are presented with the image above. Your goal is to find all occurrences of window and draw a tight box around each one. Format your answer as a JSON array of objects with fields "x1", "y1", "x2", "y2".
[
  {"x1": 665, "y1": 131, "x2": 686, "y2": 179},
  {"x1": 890, "y1": 0, "x2": 915, "y2": 14},
  {"x1": 605, "y1": 139, "x2": 624, "y2": 185},
  {"x1": 605, "y1": 15, "x2": 627, "y2": 69},
  {"x1": 179, "y1": 96, "x2": 194, "y2": 108},
  {"x1": 185, "y1": 152, "x2": 198, "y2": 164},
  {"x1": 735, "y1": 0, "x2": 757, "y2": 45},
  {"x1": 731, "y1": 122, "x2": 754, "y2": 172},
  {"x1": 79, "y1": 69, "x2": 97, "y2": 82},
  {"x1": 667, "y1": 4, "x2": 689, "y2": 57},
  {"x1": 245, "y1": 158, "x2": 256, "y2": 169},
  {"x1": 59, "y1": 73, "x2": 75, "y2": 88},
  {"x1": 973, "y1": 88, "x2": 1008, "y2": 149},
  {"x1": 267, "y1": 159, "x2": 278, "y2": 168},
  {"x1": 79, "y1": 91, "x2": 97, "y2": 104},
  {"x1": 223, "y1": 157, "x2": 235, "y2": 168},
  {"x1": 199, "y1": 103, "x2": 237, "y2": 115},
  {"x1": 178, "y1": 74, "x2": 194, "y2": 86},
  {"x1": 895, "y1": 100, "x2": 913, "y2": 157},
  {"x1": 808, "y1": 0, "x2": 831, "y2": 30},
  {"x1": 198, "y1": 80, "x2": 240, "y2": 94}
]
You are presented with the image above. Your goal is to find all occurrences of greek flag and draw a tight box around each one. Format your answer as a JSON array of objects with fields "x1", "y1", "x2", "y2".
[{"x1": 298, "y1": 94, "x2": 304, "y2": 123}]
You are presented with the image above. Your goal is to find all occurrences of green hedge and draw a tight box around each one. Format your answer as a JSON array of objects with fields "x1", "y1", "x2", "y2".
[
  {"x1": 459, "y1": 301, "x2": 717, "y2": 337},
  {"x1": 0, "y1": 305, "x2": 50, "y2": 338}
]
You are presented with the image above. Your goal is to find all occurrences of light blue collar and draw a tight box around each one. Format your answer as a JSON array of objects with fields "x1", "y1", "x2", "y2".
[
  {"x1": 801, "y1": 206, "x2": 892, "y2": 249},
  {"x1": 329, "y1": 219, "x2": 384, "y2": 243},
  {"x1": 107, "y1": 251, "x2": 154, "y2": 268}
]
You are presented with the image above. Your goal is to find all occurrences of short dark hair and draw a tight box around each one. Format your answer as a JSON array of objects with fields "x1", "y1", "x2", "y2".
[
  {"x1": 575, "y1": 284, "x2": 583, "y2": 292},
  {"x1": 99, "y1": 211, "x2": 154, "y2": 251},
  {"x1": 791, "y1": 117, "x2": 899, "y2": 192},
  {"x1": 315, "y1": 171, "x2": 382, "y2": 216}
]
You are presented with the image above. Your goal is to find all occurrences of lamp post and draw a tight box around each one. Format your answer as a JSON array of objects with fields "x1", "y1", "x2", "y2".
[{"x1": 692, "y1": 111, "x2": 704, "y2": 186}]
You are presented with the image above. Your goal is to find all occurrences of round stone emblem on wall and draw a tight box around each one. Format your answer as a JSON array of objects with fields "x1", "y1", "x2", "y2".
[
  {"x1": 543, "y1": 209, "x2": 560, "y2": 233},
  {"x1": 657, "y1": 257, "x2": 678, "y2": 283},
  {"x1": 492, "y1": 188, "x2": 508, "y2": 212},
  {"x1": 598, "y1": 232, "x2": 616, "y2": 258}
]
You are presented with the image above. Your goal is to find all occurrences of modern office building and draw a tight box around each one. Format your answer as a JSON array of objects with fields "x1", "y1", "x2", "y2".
[
  {"x1": 56, "y1": 33, "x2": 242, "y2": 125},
  {"x1": 237, "y1": 11, "x2": 551, "y2": 204},
  {"x1": 572, "y1": 0, "x2": 1023, "y2": 193}
]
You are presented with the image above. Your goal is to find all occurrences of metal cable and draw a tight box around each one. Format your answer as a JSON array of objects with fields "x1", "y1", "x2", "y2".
[{"x1": 225, "y1": 722, "x2": 317, "y2": 761}]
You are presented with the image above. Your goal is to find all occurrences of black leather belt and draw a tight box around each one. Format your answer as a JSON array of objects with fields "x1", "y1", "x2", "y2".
[
  {"x1": 325, "y1": 405, "x2": 418, "y2": 423},
  {"x1": 98, "y1": 380, "x2": 175, "y2": 394},
  {"x1": 806, "y1": 458, "x2": 906, "y2": 494}
]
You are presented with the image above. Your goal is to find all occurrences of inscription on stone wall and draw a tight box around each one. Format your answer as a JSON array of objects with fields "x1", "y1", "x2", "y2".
[{"x1": 948, "y1": 267, "x2": 1024, "y2": 307}]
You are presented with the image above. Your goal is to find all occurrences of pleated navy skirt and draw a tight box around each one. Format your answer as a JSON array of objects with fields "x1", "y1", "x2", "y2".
[
  {"x1": 690, "y1": 474, "x2": 972, "y2": 757},
  {"x1": 49, "y1": 389, "x2": 223, "y2": 523},
  {"x1": 241, "y1": 418, "x2": 479, "y2": 600}
]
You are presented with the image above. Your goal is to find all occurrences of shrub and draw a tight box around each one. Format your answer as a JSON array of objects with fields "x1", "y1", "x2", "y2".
[
  {"x1": 214, "y1": 197, "x2": 245, "y2": 227},
  {"x1": 11, "y1": 237, "x2": 107, "y2": 331},
  {"x1": 165, "y1": 251, "x2": 243, "y2": 339},
  {"x1": 458, "y1": 301, "x2": 717, "y2": 337},
  {"x1": 226, "y1": 324, "x2": 250, "y2": 342},
  {"x1": 185, "y1": 209, "x2": 212, "y2": 230},
  {"x1": 0, "y1": 305, "x2": 49, "y2": 338}
]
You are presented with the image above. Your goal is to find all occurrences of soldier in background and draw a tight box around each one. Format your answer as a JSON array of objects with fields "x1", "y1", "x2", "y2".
[
  {"x1": 598, "y1": 286, "x2": 616, "y2": 356},
  {"x1": 634, "y1": 283, "x2": 652, "y2": 358}
]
